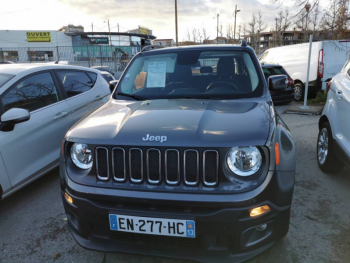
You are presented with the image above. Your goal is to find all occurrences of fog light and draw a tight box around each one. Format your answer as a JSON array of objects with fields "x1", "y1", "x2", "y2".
[
  {"x1": 65, "y1": 192, "x2": 73, "y2": 204},
  {"x1": 250, "y1": 205, "x2": 270, "y2": 217},
  {"x1": 255, "y1": 223, "x2": 267, "y2": 231}
]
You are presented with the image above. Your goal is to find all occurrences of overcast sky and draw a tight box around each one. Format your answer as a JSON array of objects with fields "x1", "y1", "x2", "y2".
[{"x1": 0, "y1": 0, "x2": 328, "y2": 40}]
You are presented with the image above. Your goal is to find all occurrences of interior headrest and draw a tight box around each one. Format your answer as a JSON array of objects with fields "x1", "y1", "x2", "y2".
[
  {"x1": 169, "y1": 64, "x2": 192, "y2": 82},
  {"x1": 217, "y1": 57, "x2": 235, "y2": 78}
]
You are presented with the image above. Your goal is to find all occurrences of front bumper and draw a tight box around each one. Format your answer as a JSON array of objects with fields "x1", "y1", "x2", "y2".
[{"x1": 61, "y1": 168, "x2": 293, "y2": 263}]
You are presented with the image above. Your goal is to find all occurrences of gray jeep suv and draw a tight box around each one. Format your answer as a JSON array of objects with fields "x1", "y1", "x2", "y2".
[{"x1": 60, "y1": 42, "x2": 296, "y2": 262}]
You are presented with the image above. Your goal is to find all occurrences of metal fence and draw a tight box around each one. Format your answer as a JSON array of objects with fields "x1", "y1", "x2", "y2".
[{"x1": 0, "y1": 46, "x2": 134, "y2": 72}]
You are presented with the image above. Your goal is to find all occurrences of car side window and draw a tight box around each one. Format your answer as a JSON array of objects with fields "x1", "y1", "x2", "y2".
[
  {"x1": 2, "y1": 72, "x2": 60, "y2": 113},
  {"x1": 57, "y1": 71, "x2": 93, "y2": 98},
  {"x1": 87, "y1": 72, "x2": 97, "y2": 85}
]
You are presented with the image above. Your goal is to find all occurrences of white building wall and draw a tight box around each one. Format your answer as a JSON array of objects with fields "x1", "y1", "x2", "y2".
[{"x1": 0, "y1": 30, "x2": 72, "y2": 48}]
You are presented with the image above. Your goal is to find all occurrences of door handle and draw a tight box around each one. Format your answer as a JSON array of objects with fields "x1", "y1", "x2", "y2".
[
  {"x1": 94, "y1": 95, "x2": 102, "y2": 101},
  {"x1": 53, "y1": 111, "x2": 68, "y2": 120},
  {"x1": 336, "y1": 90, "x2": 343, "y2": 99}
]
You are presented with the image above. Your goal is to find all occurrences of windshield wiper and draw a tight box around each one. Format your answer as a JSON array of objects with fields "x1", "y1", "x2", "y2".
[{"x1": 115, "y1": 92, "x2": 148, "y2": 101}]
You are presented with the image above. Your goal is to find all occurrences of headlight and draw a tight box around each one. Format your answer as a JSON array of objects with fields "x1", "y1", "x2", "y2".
[
  {"x1": 227, "y1": 146, "x2": 262, "y2": 176},
  {"x1": 70, "y1": 143, "x2": 93, "y2": 169}
]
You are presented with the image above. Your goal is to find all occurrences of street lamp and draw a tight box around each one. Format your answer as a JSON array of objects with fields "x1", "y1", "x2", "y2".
[
  {"x1": 305, "y1": 3, "x2": 311, "y2": 42},
  {"x1": 233, "y1": 5, "x2": 241, "y2": 44}
]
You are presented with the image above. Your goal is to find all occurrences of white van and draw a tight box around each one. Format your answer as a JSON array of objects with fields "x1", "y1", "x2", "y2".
[{"x1": 259, "y1": 41, "x2": 350, "y2": 101}]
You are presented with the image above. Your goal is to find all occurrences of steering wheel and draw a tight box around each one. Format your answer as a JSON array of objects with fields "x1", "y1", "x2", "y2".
[{"x1": 206, "y1": 81, "x2": 239, "y2": 92}]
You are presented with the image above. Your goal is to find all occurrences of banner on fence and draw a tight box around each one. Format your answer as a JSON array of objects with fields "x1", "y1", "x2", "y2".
[{"x1": 26, "y1": 32, "x2": 51, "y2": 42}]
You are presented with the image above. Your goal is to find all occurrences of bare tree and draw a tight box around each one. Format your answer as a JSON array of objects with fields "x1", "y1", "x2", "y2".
[
  {"x1": 202, "y1": 27, "x2": 210, "y2": 41},
  {"x1": 247, "y1": 13, "x2": 257, "y2": 50},
  {"x1": 192, "y1": 28, "x2": 197, "y2": 43},
  {"x1": 219, "y1": 24, "x2": 224, "y2": 38},
  {"x1": 310, "y1": 2, "x2": 320, "y2": 36},
  {"x1": 275, "y1": 9, "x2": 291, "y2": 45},
  {"x1": 197, "y1": 29, "x2": 203, "y2": 43},
  {"x1": 226, "y1": 24, "x2": 234, "y2": 42},
  {"x1": 242, "y1": 24, "x2": 247, "y2": 40},
  {"x1": 185, "y1": 28, "x2": 191, "y2": 42},
  {"x1": 237, "y1": 24, "x2": 242, "y2": 41}
]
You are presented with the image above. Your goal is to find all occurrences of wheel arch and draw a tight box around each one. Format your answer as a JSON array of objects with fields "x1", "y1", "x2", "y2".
[{"x1": 318, "y1": 115, "x2": 330, "y2": 130}]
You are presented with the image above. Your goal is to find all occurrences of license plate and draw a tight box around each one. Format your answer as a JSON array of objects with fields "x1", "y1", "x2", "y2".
[{"x1": 109, "y1": 214, "x2": 195, "y2": 238}]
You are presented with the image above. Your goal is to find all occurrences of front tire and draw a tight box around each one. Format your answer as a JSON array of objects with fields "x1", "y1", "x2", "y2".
[
  {"x1": 317, "y1": 122, "x2": 344, "y2": 173},
  {"x1": 294, "y1": 83, "x2": 304, "y2": 102}
]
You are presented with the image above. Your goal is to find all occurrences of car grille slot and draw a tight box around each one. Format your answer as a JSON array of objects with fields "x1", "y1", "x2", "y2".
[
  {"x1": 147, "y1": 149, "x2": 161, "y2": 184},
  {"x1": 184, "y1": 150, "x2": 199, "y2": 185},
  {"x1": 203, "y1": 150, "x2": 219, "y2": 186},
  {"x1": 112, "y1": 148, "x2": 126, "y2": 182},
  {"x1": 96, "y1": 147, "x2": 109, "y2": 180},
  {"x1": 129, "y1": 148, "x2": 143, "y2": 183},
  {"x1": 165, "y1": 149, "x2": 180, "y2": 185},
  {"x1": 95, "y1": 147, "x2": 219, "y2": 187}
]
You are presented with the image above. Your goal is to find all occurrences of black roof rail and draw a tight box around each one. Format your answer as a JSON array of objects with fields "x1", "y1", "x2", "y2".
[
  {"x1": 240, "y1": 40, "x2": 247, "y2": 47},
  {"x1": 141, "y1": 45, "x2": 166, "y2": 52}
]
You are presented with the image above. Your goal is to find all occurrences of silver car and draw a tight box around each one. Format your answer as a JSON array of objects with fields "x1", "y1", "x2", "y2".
[
  {"x1": 0, "y1": 63, "x2": 111, "y2": 199},
  {"x1": 317, "y1": 59, "x2": 350, "y2": 172}
]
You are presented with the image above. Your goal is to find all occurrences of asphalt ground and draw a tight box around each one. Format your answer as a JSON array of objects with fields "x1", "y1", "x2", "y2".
[{"x1": 0, "y1": 103, "x2": 349, "y2": 263}]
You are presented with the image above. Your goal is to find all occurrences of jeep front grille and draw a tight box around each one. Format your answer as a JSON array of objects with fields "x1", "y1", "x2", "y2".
[{"x1": 96, "y1": 147, "x2": 219, "y2": 187}]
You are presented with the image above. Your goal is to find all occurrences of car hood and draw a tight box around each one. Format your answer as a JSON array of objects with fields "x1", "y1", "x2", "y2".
[{"x1": 66, "y1": 99, "x2": 272, "y2": 147}]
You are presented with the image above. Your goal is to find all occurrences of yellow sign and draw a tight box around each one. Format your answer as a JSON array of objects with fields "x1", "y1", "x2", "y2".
[
  {"x1": 139, "y1": 27, "x2": 149, "y2": 35},
  {"x1": 26, "y1": 32, "x2": 51, "y2": 42}
]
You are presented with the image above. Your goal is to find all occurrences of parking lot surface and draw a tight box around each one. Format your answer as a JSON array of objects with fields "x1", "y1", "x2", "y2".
[{"x1": 0, "y1": 103, "x2": 349, "y2": 263}]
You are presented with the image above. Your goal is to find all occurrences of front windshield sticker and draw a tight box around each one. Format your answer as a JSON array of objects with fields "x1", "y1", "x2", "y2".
[{"x1": 146, "y1": 61, "x2": 166, "y2": 88}]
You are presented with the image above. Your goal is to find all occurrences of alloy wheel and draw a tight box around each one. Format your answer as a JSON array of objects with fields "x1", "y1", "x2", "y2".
[
  {"x1": 318, "y1": 128, "x2": 328, "y2": 165},
  {"x1": 294, "y1": 85, "x2": 303, "y2": 101}
]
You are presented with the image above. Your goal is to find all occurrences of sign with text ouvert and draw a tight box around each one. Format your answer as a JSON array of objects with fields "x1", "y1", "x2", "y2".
[{"x1": 26, "y1": 32, "x2": 51, "y2": 42}]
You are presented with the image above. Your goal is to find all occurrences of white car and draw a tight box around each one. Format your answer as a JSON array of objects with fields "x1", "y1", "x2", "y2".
[
  {"x1": 317, "y1": 59, "x2": 350, "y2": 173},
  {"x1": 0, "y1": 63, "x2": 111, "y2": 199},
  {"x1": 100, "y1": 70, "x2": 115, "y2": 83},
  {"x1": 260, "y1": 40, "x2": 350, "y2": 101}
]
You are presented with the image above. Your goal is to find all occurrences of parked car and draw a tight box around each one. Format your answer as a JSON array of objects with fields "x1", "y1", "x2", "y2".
[
  {"x1": 100, "y1": 70, "x2": 115, "y2": 83},
  {"x1": 91, "y1": 66, "x2": 115, "y2": 76},
  {"x1": 0, "y1": 61, "x2": 14, "y2": 64},
  {"x1": 259, "y1": 40, "x2": 350, "y2": 101},
  {"x1": 317, "y1": 59, "x2": 350, "y2": 173},
  {"x1": 0, "y1": 64, "x2": 110, "y2": 199},
  {"x1": 261, "y1": 63, "x2": 294, "y2": 104},
  {"x1": 60, "y1": 43, "x2": 296, "y2": 262}
]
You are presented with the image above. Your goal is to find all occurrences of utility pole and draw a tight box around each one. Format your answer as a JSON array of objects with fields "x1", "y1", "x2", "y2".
[
  {"x1": 91, "y1": 23, "x2": 93, "y2": 32},
  {"x1": 105, "y1": 19, "x2": 114, "y2": 64},
  {"x1": 305, "y1": 3, "x2": 311, "y2": 42},
  {"x1": 118, "y1": 23, "x2": 120, "y2": 47},
  {"x1": 217, "y1": 14, "x2": 219, "y2": 44},
  {"x1": 275, "y1": 18, "x2": 278, "y2": 47},
  {"x1": 175, "y1": 0, "x2": 178, "y2": 46},
  {"x1": 233, "y1": 5, "x2": 240, "y2": 44}
]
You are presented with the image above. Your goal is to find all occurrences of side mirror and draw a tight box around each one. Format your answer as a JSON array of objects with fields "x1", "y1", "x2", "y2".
[
  {"x1": 109, "y1": 80, "x2": 119, "y2": 93},
  {"x1": 1, "y1": 108, "x2": 30, "y2": 131},
  {"x1": 268, "y1": 75, "x2": 288, "y2": 91}
]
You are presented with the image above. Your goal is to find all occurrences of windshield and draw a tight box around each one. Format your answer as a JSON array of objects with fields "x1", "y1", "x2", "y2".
[
  {"x1": 0, "y1": 73, "x2": 15, "y2": 87},
  {"x1": 115, "y1": 50, "x2": 264, "y2": 100}
]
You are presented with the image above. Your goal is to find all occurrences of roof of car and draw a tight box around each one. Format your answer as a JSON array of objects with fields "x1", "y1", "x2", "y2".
[
  {"x1": 141, "y1": 44, "x2": 251, "y2": 54},
  {"x1": 100, "y1": 71, "x2": 111, "y2": 75},
  {"x1": 0, "y1": 63, "x2": 98, "y2": 75}
]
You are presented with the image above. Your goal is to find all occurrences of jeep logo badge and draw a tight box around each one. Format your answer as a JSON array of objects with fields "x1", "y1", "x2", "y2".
[{"x1": 142, "y1": 134, "x2": 167, "y2": 143}]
